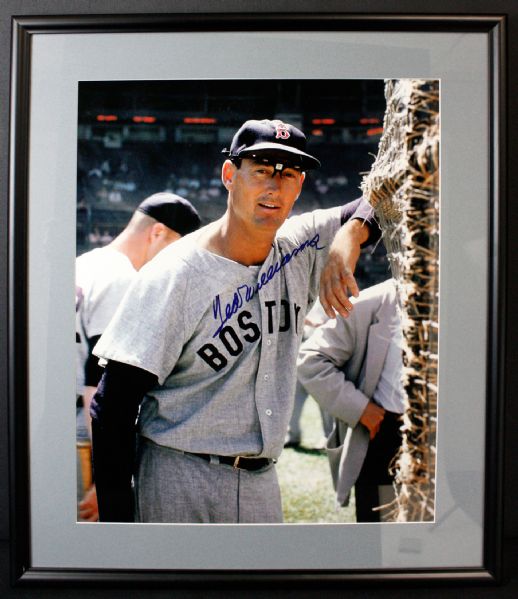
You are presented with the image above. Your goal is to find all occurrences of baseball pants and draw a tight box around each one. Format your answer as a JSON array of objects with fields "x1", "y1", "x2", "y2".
[{"x1": 134, "y1": 437, "x2": 283, "y2": 523}]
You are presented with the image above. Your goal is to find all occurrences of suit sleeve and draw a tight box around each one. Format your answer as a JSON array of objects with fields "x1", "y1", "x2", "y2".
[{"x1": 297, "y1": 315, "x2": 369, "y2": 428}]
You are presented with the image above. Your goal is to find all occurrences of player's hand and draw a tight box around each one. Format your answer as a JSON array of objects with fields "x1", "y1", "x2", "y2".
[
  {"x1": 359, "y1": 402, "x2": 385, "y2": 440},
  {"x1": 319, "y1": 248, "x2": 359, "y2": 319},
  {"x1": 79, "y1": 485, "x2": 99, "y2": 522},
  {"x1": 319, "y1": 219, "x2": 368, "y2": 319}
]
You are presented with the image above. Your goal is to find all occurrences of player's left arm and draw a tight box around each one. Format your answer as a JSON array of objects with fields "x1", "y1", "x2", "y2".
[
  {"x1": 319, "y1": 218, "x2": 370, "y2": 319},
  {"x1": 319, "y1": 198, "x2": 380, "y2": 319}
]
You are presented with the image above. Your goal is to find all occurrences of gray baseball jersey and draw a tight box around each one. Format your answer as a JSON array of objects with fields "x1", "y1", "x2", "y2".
[{"x1": 94, "y1": 206, "x2": 342, "y2": 459}]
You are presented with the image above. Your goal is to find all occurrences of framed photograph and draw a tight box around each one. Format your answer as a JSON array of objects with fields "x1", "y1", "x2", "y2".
[{"x1": 8, "y1": 12, "x2": 505, "y2": 585}]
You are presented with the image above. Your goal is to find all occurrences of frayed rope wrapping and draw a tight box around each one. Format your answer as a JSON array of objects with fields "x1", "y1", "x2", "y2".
[{"x1": 361, "y1": 79, "x2": 439, "y2": 522}]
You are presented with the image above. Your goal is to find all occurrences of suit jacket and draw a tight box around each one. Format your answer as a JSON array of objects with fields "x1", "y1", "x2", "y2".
[{"x1": 297, "y1": 278, "x2": 398, "y2": 505}]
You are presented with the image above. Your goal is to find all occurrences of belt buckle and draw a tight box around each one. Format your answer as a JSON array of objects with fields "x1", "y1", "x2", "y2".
[{"x1": 233, "y1": 456, "x2": 242, "y2": 469}]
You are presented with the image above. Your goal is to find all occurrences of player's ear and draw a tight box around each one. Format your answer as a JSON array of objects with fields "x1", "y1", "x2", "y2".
[
  {"x1": 221, "y1": 160, "x2": 237, "y2": 190},
  {"x1": 150, "y1": 222, "x2": 180, "y2": 242},
  {"x1": 150, "y1": 222, "x2": 166, "y2": 240},
  {"x1": 294, "y1": 172, "x2": 306, "y2": 201}
]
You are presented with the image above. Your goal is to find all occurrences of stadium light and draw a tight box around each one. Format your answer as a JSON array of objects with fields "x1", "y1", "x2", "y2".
[
  {"x1": 367, "y1": 127, "x2": 384, "y2": 136},
  {"x1": 312, "y1": 118, "x2": 336, "y2": 125},
  {"x1": 96, "y1": 115, "x2": 118, "y2": 122},
  {"x1": 132, "y1": 116, "x2": 157, "y2": 123},
  {"x1": 360, "y1": 117, "x2": 381, "y2": 125},
  {"x1": 183, "y1": 117, "x2": 217, "y2": 124}
]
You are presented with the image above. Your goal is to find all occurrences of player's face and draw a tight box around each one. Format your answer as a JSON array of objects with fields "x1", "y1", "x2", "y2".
[{"x1": 223, "y1": 158, "x2": 305, "y2": 233}]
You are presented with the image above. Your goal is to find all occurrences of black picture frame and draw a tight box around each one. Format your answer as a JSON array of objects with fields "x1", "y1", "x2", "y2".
[{"x1": 3, "y1": 5, "x2": 512, "y2": 594}]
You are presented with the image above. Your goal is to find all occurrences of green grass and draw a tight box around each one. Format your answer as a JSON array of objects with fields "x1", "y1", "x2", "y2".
[{"x1": 277, "y1": 396, "x2": 356, "y2": 523}]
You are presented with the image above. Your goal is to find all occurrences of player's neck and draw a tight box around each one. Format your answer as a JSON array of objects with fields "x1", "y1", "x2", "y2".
[
  {"x1": 109, "y1": 232, "x2": 146, "y2": 270},
  {"x1": 200, "y1": 216, "x2": 274, "y2": 266}
]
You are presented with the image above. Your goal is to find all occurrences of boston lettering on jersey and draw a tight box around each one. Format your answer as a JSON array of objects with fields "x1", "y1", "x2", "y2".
[
  {"x1": 211, "y1": 232, "x2": 324, "y2": 338},
  {"x1": 197, "y1": 232, "x2": 323, "y2": 372},
  {"x1": 197, "y1": 301, "x2": 301, "y2": 372}
]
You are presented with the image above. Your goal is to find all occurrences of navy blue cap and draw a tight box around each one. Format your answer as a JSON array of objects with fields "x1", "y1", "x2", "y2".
[
  {"x1": 137, "y1": 193, "x2": 201, "y2": 236},
  {"x1": 223, "y1": 119, "x2": 321, "y2": 170}
]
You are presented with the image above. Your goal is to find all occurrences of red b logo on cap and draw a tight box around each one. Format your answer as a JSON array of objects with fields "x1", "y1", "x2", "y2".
[{"x1": 274, "y1": 120, "x2": 290, "y2": 140}]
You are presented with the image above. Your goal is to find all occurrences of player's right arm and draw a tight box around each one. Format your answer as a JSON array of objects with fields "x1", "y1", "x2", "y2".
[{"x1": 90, "y1": 360, "x2": 158, "y2": 522}]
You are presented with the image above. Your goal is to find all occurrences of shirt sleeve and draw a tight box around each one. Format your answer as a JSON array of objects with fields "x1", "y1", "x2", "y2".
[
  {"x1": 93, "y1": 254, "x2": 192, "y2": 385},
  {"x1": 90, "y1": 360, "x2": 158, "y2": 522},
  {"x1": 340, "y1": 197, "x2": 381, "y2": 247}
]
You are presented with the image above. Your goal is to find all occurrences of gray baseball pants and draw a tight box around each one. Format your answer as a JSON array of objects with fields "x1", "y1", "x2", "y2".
[{"x1": 134, "y1": 438, "x2": 283, "y2": 523}]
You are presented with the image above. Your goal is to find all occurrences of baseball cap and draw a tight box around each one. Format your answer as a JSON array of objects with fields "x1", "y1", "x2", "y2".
[
  {"x1": 223, "y1": 119, "x2": 321, "y2": 170},
  {"x1": 137, "y1": 192, "x2": 201, "y2": 236}
]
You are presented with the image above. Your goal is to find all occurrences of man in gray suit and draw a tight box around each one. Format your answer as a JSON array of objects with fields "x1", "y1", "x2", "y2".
[{"x1": 297, "y1": 278, "x2": 404, "y2": 522}]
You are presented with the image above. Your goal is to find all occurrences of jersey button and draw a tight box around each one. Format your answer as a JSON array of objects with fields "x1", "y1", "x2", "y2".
[
  {"x1": 265, "y1": 409, "x2": 272, "y2": 416},
  {"x1": 264, "y1": 374, "x2": 269, "y2": 381},
  {"x1": 266, "y1": 339, "x2": 272, "y2": 346}
]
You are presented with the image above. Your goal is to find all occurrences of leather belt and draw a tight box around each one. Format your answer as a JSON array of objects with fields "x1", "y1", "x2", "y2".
[{"x1": 188, "y1": 452, "x2": 272, "y2": 471}]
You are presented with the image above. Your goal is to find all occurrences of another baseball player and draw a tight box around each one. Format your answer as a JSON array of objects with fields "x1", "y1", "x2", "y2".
[
  {"x1": 91, "y1": 119, "x2": 380, "y2": 523},
  {"x1": 76, "y1": 192, "x2": 201, "y2": 520}
]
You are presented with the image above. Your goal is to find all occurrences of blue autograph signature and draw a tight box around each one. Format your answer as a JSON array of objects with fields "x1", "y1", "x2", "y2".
[{"x1": 212, "y1": 233, "x2": 325, "y2": 337}]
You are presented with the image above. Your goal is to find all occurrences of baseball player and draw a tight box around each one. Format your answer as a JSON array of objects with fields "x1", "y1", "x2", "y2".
[
  {"x1": 76, "y1": 192, "x2": 201, "y2": 520},
  {"x1": 91, "y1": 119, "x2": 380, "y2": 523}
]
